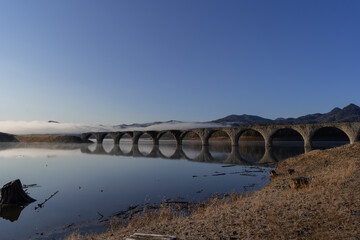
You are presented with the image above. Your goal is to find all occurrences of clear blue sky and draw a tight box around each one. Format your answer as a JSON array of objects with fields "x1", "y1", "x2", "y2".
[{"x1": 0, "y1": 0, "x2": 359, "y2": 124}]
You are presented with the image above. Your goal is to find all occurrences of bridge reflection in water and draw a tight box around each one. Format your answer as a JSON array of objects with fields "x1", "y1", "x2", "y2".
[{"x1": 80, "y1": 140, "x2": 307, "y2": 167}]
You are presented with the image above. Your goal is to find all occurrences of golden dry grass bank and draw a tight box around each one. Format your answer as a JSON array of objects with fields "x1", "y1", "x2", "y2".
[
  {"x1": 67, "y1": 143, "x2": 360, "y2": 240},
  {"x1": 15, "y1": 135, "x2": 86, "y2": 143}
]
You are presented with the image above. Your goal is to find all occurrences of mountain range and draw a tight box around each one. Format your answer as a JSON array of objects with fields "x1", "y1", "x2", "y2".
[
  {"x1": 1, "y1": 104, "x2": 359, "y2": 136},
  {"x1": 213, "y1": 104, "x2": 360, "y2": 126}
]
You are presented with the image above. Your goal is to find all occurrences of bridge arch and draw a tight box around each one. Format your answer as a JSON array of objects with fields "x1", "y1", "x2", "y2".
[
  {"x1": 235, "y1": 129, "x2": 266, "y2": 162},
  {"x1": 135, "y1": 132, "x2": 155, "y2": 156},
  {"x1": 268, "y1": 127, "x2": 305, "y2": 160},
  {"x1": 117, "y1": 132, "x2": 133, "y2": 144},
  {"x1": 204, "y1": 129, "x2": 232, "y2": 162},
  {"x1": 102, "y1": 133, "x2": 115, "y2": 153},
  {"x1": 268, "y1": 127, "x2": 305, "y2": 145},
  {"x1": 237, "y1": 128, "x2": 265, "y2": 145},
  {"x1": 157, "y1": 131, "x2": 179, "y2": 144},
  {"x1": 117, "y1": 132, "x2": 133, "y2": 154},
  {"x1": 180, "y1": 130, "x2": 202, "y2": 143},
  {"x1": 335, "y1": 125, "x2": 359, "y2": 144},
  {"x1": 133, "y1": 131, "x2": 159, "y2": 146},
  {"x1": 206, "y1": 129, "x2": 231, "y2": 143},
  {"x1": 311, "y1": 126, "x2": 350, "y2": 149},
  {"x1": 157, "y1": 131, "x2": 178, "y2": 157}
]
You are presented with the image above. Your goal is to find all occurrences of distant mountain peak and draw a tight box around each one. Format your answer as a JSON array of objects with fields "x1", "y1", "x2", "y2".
[
  {"x1": 48, "y1": 120, "x2": 59, "y2": 123},
  {"x1": 329, "y1": 107, "x2": 341, "y2": 113},
  {"x1": 213, "y1": 114, "x2": 273, "y2": 125},
  {"x1": 343, "y1": 103, "x2": 360, "y2": 112}
]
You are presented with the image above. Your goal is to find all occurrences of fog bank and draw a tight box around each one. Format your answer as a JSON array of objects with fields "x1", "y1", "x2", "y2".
[{"x1": 0, "y1": 121, "x2": 229, "y2": 135}]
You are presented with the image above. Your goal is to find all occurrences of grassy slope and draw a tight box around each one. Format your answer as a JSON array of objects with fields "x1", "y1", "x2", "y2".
[
  {"x1": 15, "y1": 135, "x2": 88, "y2": 143},
  {"x1": 68, "y1": 142, "x2": 360, "y2": 240}
]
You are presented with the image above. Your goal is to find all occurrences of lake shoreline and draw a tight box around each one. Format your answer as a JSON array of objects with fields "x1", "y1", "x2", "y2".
[
  {"x1": 66, "y1": 142, "x2": 360, "y2": 239},
  {"x1": 0, "y1": 132, "x2": 92, "y2": 143}
]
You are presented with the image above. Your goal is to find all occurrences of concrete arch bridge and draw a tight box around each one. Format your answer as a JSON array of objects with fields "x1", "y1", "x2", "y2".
[{"x1": 81, "y1": 122, "x2": 360, "y2": 151}]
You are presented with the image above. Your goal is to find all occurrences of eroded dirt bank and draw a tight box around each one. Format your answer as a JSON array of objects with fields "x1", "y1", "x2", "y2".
[{"x1": 67, "y1": 143, "x2": 360, "y2": 240}]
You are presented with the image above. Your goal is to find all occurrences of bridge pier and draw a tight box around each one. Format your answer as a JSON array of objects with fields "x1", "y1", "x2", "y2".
[
  {"x1": 168, "y1": 130, "x2": 183, "y2": 146},
  {"x1": 257, "y1": 146, "x2": 277, "y2": 165},
  {"x1": 222, "y1": 128, "x2": 240, "y2": 146},
  {"x1": 132, "y1": 131, "x2": 160, "y2": 145},
  {"x1": 223, "y1": 146, "x2": 246, "y2": 165},
  {"x1": 132, "y1": 131, "x2": 142, "y2": 145},
  {"x1": 188, "y1": 129, "x2": 209, "y2": 146},
  {"x1": 193, "y1": 145, "x2": 214, "y2": 163},
  {"x1": 109, "y1": 132, "x2": 121, "y2": 145},
  {"x1": 146, "y1": 144, "x2": 161, "y2": 158},
  {"x1": 94, "y1": 143, "x2": 107, "y2": 154},
  {"x1": 108, "y1": 144, "x2": 122, "y2": 156},
  {"x1": 93, "y1": 133, "x2": 108, "y2": 144},
  {"x1": 303, "y1": 134, "x2": 313, "y2": 152},
  {"x1": 175, "y1": 138, "x2": 182, "y2": 146},
  {"x1": 131, "y1": 144, "x2": 142, "y2": 157},
  {"x1": 146, "y1": 131, "x2": 159, "y2": 146},
  {"x1": 169, "y1": 145, "x2": 186, "y2": 159},
  {"x1": 251, "y1": 127, "x2": 274, "y2": 149}
]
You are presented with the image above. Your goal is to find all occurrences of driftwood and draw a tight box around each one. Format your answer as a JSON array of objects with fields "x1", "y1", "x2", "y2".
[
  {"x1": 35, "y1": 190, "x2": 59, "y2": 210},
  {"x1": 126, "y1": 233, "x2": 177, "y2": 240},
  {"x1": 0, "y1": 179, "x2": 36, "y2": 205}
]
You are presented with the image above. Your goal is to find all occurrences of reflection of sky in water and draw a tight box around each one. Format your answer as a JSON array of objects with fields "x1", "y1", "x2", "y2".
[
  {"x1": 119, "y1": 140, "x2": 132, "y2": 154},
  {"x1": 0, "y1": 142, "x2": 274, "y2": 240},
  {"x1": 158, "y1": 143, "x2": 176, "y2": 157},
  {"x1": 137, "y1": 140, "x2": 154, "y2": 155},
  {"x1": 272, "y1": 141, "x2": 304, "y2": 161},
  {"x1": 239, "y1": 141, "x2": 265, "y2": 162},
  {"x1": 0, "y1": 140, "x2": 344, "y2": 239},
  {"x1": 182, "y1": 141, "x2": 202, "y2": 159}
]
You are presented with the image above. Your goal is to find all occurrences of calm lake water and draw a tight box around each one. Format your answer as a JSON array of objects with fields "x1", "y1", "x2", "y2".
[{"x1": 0, "y1": 140, "x2": 346, "y2": 239}]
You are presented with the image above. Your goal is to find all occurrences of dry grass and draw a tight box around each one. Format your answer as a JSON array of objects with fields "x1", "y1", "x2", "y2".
[
  {"x1": 65, "y1": 143, "x2": 360, "y2": 240},
  {"x1": 15, "y1": 135, "x2": 86, "y2": 143}
]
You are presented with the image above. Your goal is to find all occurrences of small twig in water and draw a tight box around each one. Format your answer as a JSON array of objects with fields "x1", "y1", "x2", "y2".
[
  {"x1": 97, "y1": 211, "x2": 104, "y2": 220},
  {"x1": 35, "y1": 190, "x2": 59, "y2": 210},
  {"x1": 62, "y1": 223, "x2": 75, "y2": 230}
]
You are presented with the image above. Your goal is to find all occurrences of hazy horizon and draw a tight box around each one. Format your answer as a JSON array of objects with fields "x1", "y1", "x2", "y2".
[
  {"x1": 0, "y1": 120, "x2": 232, "y2": 135},
  {"x1": 0, "y1": 102, "x2": 358, "y2": 135}
]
